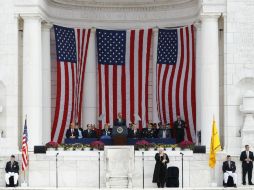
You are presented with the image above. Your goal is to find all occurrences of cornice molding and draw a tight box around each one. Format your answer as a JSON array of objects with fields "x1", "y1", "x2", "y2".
[
  {"x1": 47, "y1": 0, "x2": 195, "y2": 9},
  {"x1": 16, "y1": 0, "x2": 227, "y2": 28}
]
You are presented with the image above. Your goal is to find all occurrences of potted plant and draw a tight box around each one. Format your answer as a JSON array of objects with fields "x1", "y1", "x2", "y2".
[
  {"x1": 164, "y1": 144, "x2": 172, "y2": 151},
  {"x1": 90, "y1": 140, "x2": 104, "y2": 151},
  {"x1": 45, "y1": 141, "x2": 58, "y2": 151},
  {"x1": 154, "y1": 144, "x2": 164, "y2": 151},
  {"x1": 178, "y1": 140, "x2": 194, "y2": 150},
  {"x1": 148, "y1": 143, "x2": 156, "y2": 151},
  {"x1": 73, "y1": 143, "x2": 83, "y2": 151},
  {"x1": 170, "y1": 144, "x2": 178, "y2": 151},
  {"x1": 82, "y1": 144, "x2": 91, "y2": 151},
  {"x1": 135, "y1": 140, "x2": 150, "y2": 151},
  {"x1": 63, "y1": 144, "x2": 72, "y2": 151},
  {"x1": 57, "y1": 144, "x2": 65, "y2": 151}
]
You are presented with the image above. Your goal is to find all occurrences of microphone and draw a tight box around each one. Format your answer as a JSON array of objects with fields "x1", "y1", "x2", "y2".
[
  {"x1": 56, "y1": 153, "x2": 59, "y2": 156},
  {"x1": 180, "y1": 152, "x2": 184, "y2": 155}
]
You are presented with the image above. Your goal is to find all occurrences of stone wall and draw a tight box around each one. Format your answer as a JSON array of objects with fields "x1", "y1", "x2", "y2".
[
  {"x1": 0, "y1": 0, "x2": 19, "y2": 151},
  {"x1": 224, "y1": 0, "x2": 254, "y2": 154}
]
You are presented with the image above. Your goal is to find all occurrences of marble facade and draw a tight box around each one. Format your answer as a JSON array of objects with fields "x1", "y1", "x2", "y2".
[{"x1": 0, "y1": 0, "x2": 254, "y2": 188}]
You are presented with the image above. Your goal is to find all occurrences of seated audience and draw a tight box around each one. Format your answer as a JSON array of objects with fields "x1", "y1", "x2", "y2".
[
  {"x1": 223, "y1": 155, "x2": 237, "y2": 187},
  {"x1": 83, "y1": 124, "x2": 97, "y2": 138},
  {"x1": 5, "y1": 155, "x2": 19, "y2": 187},
  {"x1": 113, "y1": 112, "x2": 126, "y2": 126},
  {"x1": 143, "y1": 123, "x2": 156, "y2": 138},
  {"x1": 65, "y1": 122, "x2": 79, "y2": 139},
  {"x1": 158, "y1": 124, "x2": 171, "y2": 138},
  {"x1": 128, "y1": 123, "x2": 142, "y2": 138},
  {"x1": 101, "y1": 123, "x2": 112, "y2": 139},
  {"x1": 173, "y1": 115, "x2": 186, "y2": 143}
]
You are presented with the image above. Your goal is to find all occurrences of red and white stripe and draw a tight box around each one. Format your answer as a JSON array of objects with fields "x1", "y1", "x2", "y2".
[
  {"x1": 98, "y1": 29, "x2": 152, "y2": 129},
  {"x1": 156, "y1": 25, "x2": 196, "y2": 142},
  {"x1": 51, "y1": 28, "x2": 91, "y2": 143},
  {"x1": 22, "y1": 133, "x2": 28, "y2": 171}
]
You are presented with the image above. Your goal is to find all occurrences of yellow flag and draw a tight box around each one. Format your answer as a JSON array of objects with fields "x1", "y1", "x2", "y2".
[{"x1": 209, "y1": 118, "x2": 221, "y2": 168}]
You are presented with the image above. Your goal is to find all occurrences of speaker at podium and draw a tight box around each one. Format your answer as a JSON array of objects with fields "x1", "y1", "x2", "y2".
[{"x1": 112, "y1": 113, "x2": 128, "y2": 145}]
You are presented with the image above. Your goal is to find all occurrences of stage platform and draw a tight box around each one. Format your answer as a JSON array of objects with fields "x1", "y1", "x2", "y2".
[
  {"x1": 0, "y1": 150, "x2": 250, "y2": 189},
  {"x1": 1, "y1": 187, "x2": 254, "y2": 190}
]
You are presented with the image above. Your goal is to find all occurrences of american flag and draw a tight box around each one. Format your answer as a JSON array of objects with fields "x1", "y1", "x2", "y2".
[
  {"x1": 97, "y1": 29, "x2": 152, "y2": 129},
  {"x1": 22, "y1": 118, "x2": 28, "y2": 171},
  {"x1": 156, "y1": 25, "x2": 196, "y2": 142},
  {"x1": 51, "y1": 25, "x2": 91, "y2": 143}
]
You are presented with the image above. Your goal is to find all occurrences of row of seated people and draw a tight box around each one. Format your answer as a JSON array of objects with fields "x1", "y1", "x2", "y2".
[{"x1": 66, "y1": 114, "x2": 187, "y2": 143}]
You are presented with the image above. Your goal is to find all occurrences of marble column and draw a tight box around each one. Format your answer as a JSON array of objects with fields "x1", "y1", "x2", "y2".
[
  {"x1": 82, "y1": 28, "x2": 97, "y2": 128},
  {"x1": 200, "y1": 15, "x2": 220, "y2": 148},
  {"x1": 42, "y1": 23, "x2": 52, "y2": 144},
  {"x1": 22, "y1": 15, "x2": 43, "y2": 150}
]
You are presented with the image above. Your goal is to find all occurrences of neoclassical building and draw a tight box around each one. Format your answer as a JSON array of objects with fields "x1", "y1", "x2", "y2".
[{"x1": 0, "y1": 0, "x2": 254, "y2": 188}]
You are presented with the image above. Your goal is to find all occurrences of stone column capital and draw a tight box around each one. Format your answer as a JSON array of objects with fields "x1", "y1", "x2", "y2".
[
  {"x1": 20, "y1": 13, "x2": 44, "y2": 22},
  {"x1": 193, "y1": 20, "x2": 202, "y2": 30},
  {"x1": 42, "y1": 22, "x2": 53, "y2": 30},
  {"x1": 91, "y1": 27, "x2": 96, "y2": 33},
  {"x1": 200, "y1": 13, "x2": 221, "y2": 21}
]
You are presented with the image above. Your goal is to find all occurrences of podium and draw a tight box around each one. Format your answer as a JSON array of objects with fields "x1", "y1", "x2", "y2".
[{"x1": 112, "y1": 125, "x2": 127, "y2": 145}]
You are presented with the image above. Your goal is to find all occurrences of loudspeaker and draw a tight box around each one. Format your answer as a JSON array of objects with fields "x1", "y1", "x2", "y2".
[
  {"x1": 34, "y1": 146, "x2": 46, "y2": 154},
  {"x1": 193, "y1": 145, "x2": 206, "y2": 153}
]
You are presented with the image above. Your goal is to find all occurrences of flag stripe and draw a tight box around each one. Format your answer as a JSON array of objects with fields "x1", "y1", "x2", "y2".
[
  {"x1": 98, "y1": 63, "x2": 102, "y2": 129},
  {"x1": 129, "y1": 30, "x2": 135, "y2": 123},
  {"x1": 53, "y1": 64, "x2": 65, "y2": 142},
  {"x1": 138, "y1": 30, "x2": 144, "y2": 129},
  {"x1": 78, "y1": 29, "x2": 91, "y2": 124},
  {"x1": 58, "y1": 62, "x2": 70, "y2": 143},
  {"x1": 121, "y1": 65, "x2": 126, "y2": 121},
  {"x1": 145, "y1": 29, "x2": 152, "y2": 123},
  {"x1": 70, "y1": 64, "x2": 75, "y2": 123},
  {"x1": 113, "y1": 65, "x2": 118, "y2": 121},
  {"x1": 105, "y1": 65, "x2": 109, "y2": 123},
  {"x1": 191, "y1": 25, "x2": 196, "y2": 131},
  {"x1": 51, "y1": 61, "x2": 61, "y2": 140}
]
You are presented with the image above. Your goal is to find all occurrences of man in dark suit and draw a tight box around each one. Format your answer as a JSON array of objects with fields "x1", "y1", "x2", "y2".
[
  {"x1": 157, "y1": 124, "x2": 172, "y2": 139},
  {"x1": 128, "y1": 124, "x2": 142, "y2": 138},
  {"x1": 83, "y1": 124, "x2": 97, "y2": 138},
  {"x1": 240, "y1": 145, "x2": 254, "y2": 185},
  {"x1": 143, "y1": 123, "x2": 156, "y2": 138},
  {"x1": 101, "y1": 123, "x2": 112, "y2": 139},
  {"x1": 173, "y1": 115, "x2": 186, "y2": 143},
  {"x1": 113, "y1": 112, "x2": 126, "y2": 126},
  {"x1": 5, "y1": 155, "x2": 19, "y2": 187},
  {"x1": 222, "y1": 155, "x2": 237, "y2": 187},
  {"x1": 65, "y1": 122, "x2": 79, "y2": 139}
]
